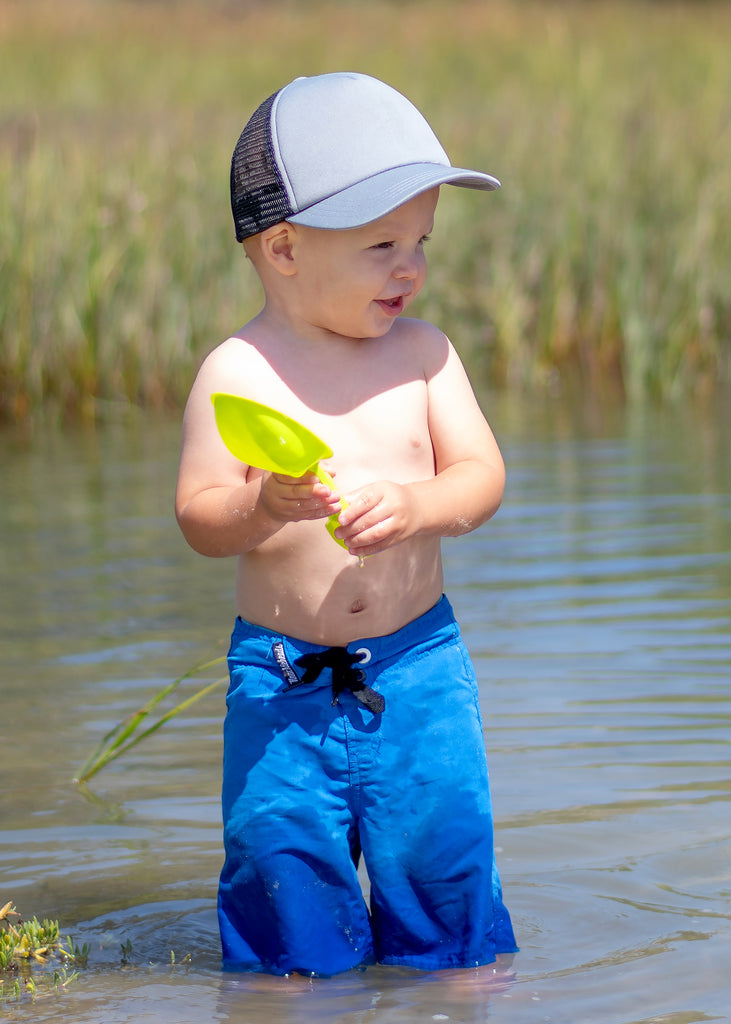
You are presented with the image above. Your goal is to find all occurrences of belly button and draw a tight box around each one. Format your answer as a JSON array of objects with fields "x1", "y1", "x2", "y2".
[{"x1": 350, "y1": 598, "x2": 366, "y2": 614}]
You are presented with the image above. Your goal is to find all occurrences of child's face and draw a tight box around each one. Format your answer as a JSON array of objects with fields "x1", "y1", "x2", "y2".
[{"x1": 290, "y1": 188, "x2": 439, "y2": 340}]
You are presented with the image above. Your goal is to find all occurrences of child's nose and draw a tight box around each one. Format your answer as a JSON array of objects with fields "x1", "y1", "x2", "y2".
[{"x1": 393, "y1": 252, "x2": 422, "y2": 280}]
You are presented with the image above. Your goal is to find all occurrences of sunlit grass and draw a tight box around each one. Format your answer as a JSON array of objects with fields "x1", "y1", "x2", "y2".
[
  {"x1": 1, "y1": 0, "x2": 729, "y2": 422},
  {"x1": 0, "y1": 901, "x2": 83, "y2": 1005},
  {"x1": 74, "y1": 654, "x2": 226, "y2": 785}
]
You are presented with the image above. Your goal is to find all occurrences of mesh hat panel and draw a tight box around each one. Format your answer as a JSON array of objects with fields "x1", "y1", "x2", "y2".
[{"x1": 230, "y1": 91, "x2": 294, "y2": 242}]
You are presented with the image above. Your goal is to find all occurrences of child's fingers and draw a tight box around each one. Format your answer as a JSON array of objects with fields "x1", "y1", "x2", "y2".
[
  {"x1": 265, "y1": 472, "x2": 341, "y2": 521},
  {"x1": 334, "y1": 487, "x2": 378, "y2": 528},
  {"x1": 271, "y1": 471, "x2": 320, "y2": 487},
  {"x1": 335, "y1": 481, "x2": 417, "y2": 553}
]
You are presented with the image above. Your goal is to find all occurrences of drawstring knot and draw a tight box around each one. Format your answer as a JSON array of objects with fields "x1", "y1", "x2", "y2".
[{"x1": 293, "y1": 647, "x2": 385, "y2": 714}]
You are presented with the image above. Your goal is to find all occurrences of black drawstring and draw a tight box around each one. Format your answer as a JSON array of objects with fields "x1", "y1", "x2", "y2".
[{"x1": 293, "y1": 647, "x2": 385, "y2": 714}]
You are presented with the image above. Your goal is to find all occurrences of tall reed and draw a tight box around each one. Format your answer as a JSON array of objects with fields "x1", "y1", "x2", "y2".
[{"x1": 1, "y1": 0, "x2": 729, "y2": 423}]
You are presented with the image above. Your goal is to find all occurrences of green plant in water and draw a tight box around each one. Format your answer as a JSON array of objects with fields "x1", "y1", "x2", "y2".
[
  {"x1": 0, "y1": 902, "x2": 59, "y2": 969},
  {"x1": 63, "y1": 935, "x2": 90, "y2": 968},
  {"x1": 74, "y1": 655, "x2": 227, "y2": 784},
  {"x1": 0, "y1": 902, "x2": 82, "y2": 1006}
]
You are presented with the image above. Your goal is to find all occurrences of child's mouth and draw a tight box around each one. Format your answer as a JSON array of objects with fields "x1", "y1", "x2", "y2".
[{"x1": 376, "y1": 296, "x2": 404, "y2": 317}]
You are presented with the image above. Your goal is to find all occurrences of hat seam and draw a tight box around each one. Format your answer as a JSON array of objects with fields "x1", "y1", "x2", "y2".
[{"x1": 269, "y1": 87, "x2": 298, "y2": 213}]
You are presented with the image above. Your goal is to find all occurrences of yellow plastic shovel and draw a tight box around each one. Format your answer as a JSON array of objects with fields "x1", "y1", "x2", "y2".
[{"x1": 211, "y1": 392, "x2": 347, "y2": 548}]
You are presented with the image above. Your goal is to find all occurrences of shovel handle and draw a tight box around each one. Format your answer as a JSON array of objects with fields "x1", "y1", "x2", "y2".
[
  {"x1": 313, "y1": 464, "x2": 351, "y2": 550},
  {"x1": 313, "y1": 464, "x2": 336, "y2": 491}
]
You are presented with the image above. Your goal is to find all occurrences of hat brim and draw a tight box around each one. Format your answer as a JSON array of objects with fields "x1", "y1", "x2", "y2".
[{"x1": 287, "y1": 163, "x2": 500, "y2": 231}]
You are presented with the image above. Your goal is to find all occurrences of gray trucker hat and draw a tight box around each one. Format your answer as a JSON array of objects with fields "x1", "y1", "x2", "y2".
[{"x1": 230, "y1": 72, "x2": 500, "y2": 241}]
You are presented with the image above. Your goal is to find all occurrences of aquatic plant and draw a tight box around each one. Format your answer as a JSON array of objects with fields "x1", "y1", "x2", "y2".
[
  {"x1": 74, "y1": 656, "x2": 226, "y2": 784},
  {"x1": 0, "y1": 901, "x2": 82, "y2": 1006},
  {"x1": 0, "y1": 901, "x2": 189, "y2": 1005},
  {"x1": 1, "y1": 0, "x2": 729, "y2": 423}
]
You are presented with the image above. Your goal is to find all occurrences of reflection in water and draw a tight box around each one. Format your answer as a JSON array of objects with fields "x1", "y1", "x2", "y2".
[{"x1": 0, "y1": 393, "x2": 729, "y2": 1023}]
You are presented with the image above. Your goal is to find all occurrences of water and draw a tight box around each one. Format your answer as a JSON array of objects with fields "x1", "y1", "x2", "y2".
[{"x1": 1, "y1": 393, "x2": 729, "y2": 1023}]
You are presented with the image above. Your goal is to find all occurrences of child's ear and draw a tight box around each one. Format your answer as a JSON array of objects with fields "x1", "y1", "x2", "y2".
[{"x1": 259, "y1": 223, "x2": 299, "y2": 276}]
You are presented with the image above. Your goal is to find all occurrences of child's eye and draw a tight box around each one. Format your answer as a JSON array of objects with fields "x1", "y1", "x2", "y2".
[{"x1": 370, "y1": 235, "x2": 430, "y2": 251}]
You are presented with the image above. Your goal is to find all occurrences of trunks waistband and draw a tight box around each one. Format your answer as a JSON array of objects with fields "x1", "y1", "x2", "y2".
[{"x1": 231, "y1": 593, "x2": 456, "y2": 667}]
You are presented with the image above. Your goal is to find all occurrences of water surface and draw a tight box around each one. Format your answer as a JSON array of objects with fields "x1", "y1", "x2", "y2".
[{"x1": 1, "y1": 392, "x2": 729, "y2": 1023}]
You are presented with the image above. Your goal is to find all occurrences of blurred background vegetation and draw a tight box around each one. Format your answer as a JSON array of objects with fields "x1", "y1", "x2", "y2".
[{"x1": 1, "y1": 0, "x2": 729, "y2": 424}]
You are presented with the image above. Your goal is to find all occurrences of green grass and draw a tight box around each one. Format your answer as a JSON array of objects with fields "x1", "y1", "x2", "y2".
[
  {"x1": 0, "y1": 899, "x2": 191, "y2": 1005},
  {"x1": 74, "y1": 653, "x2": 226, "y2": 785},
  {"x1": 0, "y1": 901, "x2": 83, "y2": 1005},
  {"x1": 1, "y1": 0, "x2": 729, "y2": 422}
]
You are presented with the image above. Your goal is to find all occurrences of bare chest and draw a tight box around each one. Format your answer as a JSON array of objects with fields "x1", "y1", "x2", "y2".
[{"x1": 309, "y1": 382, "x2": 433, "y2": 491}]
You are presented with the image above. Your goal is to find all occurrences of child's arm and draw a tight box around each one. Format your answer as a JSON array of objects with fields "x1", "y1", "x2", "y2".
[
  {"x1": 175, "y1": 354, "x2": 340, "y2": 558},
  {"x1": 334, "y1": 335, "x2": 504, "y2": 558}
]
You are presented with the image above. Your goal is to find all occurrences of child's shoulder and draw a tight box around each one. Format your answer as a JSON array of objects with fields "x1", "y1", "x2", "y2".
[
  {"x1": 189, "y1": 331, "x2": 272, "y2": 401},
  {"x1": 199, "y1": 328, "x2": 273, "y2": 374},
  {"x1": 202, "y1": 330, "x2": 257, "y2": 365},
  {"x1": 391, "y1": 316, "x2": 456, "y2": 374},
  {"x1": 390, "y1": 315, "x2": 451, "y2": 352}
]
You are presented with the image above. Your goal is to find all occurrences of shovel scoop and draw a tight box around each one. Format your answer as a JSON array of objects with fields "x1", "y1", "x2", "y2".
[{"x1": 211, "y1": 392, "x2": 347, "y2": 548}]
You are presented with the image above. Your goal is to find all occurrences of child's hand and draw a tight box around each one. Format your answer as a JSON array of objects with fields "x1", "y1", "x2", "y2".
[
  {"x1": 334, "y1": 481, "x2": 421, "y2": 556},
  {"x1": 259, "y1": 471, "x2": 341, "y2": 525}
]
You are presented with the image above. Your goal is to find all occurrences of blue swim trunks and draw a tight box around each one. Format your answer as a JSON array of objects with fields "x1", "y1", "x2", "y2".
[{"x1": 218, "y1": 595, "x2": 517, "y2": 975}]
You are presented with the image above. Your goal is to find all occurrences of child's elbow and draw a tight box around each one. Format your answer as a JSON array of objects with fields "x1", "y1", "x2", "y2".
[
  {"x1": 479, "y1": 460, "x2": 505, "y2": 523},
  {"x1": 175, "y1": 500, "x2": 218, "y2": 557}
]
